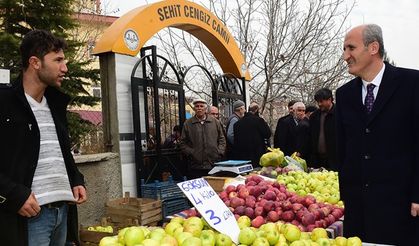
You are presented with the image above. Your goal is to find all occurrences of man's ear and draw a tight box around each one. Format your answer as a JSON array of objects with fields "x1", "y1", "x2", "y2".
[
  {"x1": 28, "y1": 56, "x2": 41, "y2": 69},
  {"x1": 369, "y1": 41, "x2": 380, "y2": 56}
]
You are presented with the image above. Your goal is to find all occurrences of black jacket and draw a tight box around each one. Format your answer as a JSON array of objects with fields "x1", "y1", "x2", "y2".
[
  {"x1": 233, "y1": 112, "x2": 271, "y2": 166},
  {"x1": 336, "y1": 63, "x2": 419, "y2": 245},
  {"x1": 273, "y1": 115, "x2": 298, "y2": 156},
  {"x1": 0, "y1": 79, "x2": 85, "y2": 245},
  {"x1": 308, "y1": 105, "x2": 337, "y2": 169}
]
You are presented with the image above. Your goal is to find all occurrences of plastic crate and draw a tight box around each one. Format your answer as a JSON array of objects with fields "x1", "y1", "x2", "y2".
[
  {"x1": 162, "y1": 198, "x2": 191, "y2": 218},
  {"x1": 140, "y1": 176, "x2": 186, "y2": 201}
]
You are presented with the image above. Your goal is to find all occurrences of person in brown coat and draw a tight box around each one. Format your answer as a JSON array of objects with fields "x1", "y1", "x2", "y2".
[{"x1": 180, "y1": 98, "x2": 226, "y2": 179}]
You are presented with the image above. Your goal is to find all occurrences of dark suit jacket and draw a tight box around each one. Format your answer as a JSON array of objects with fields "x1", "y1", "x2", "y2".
[
  {"x1": 273, "y1": 115, "x2": 298, "y2": 156},
  {"x1": 233, "y1": 112, "x2": 271, "y2": 167},
  {"x1": 336, "y1": 63, "x2": 419, "y2": 245},
  {"x1": 308, "y1": 105, "x2": 337, "y2": 169}
]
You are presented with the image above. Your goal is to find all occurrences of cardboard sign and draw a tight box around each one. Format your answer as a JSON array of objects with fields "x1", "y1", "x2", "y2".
[{"x1": 178, "y1": 178, "x2": 240, "y2": 243}]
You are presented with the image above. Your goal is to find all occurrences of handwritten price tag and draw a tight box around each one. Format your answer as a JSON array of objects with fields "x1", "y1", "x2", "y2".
[{"x1": 177, "y1": 178, "x2": 240, "y2": 244}]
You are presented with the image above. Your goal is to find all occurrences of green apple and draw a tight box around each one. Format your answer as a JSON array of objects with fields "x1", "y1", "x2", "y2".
[
  {"x1": 256, "y1": 230, "x2": 266, "y2": 238},
  {"x1": 300, "y1": 232, "x2": 310, "y2": 240},
  {"x1": 184, "y1": 223, "x2": 203, "y2": 237},
  {"x1": 334, "y1": 236, "x2": 347, "y2": 246},
  {"x1": 124, "y1": 227, "x2": 145, "y2": 246},
  {"x1": 215, "y1": 233, "x2": 232, "y2": 246},
  {"x1": 346, "y1": 237, "x2": 362, "y2": 246},
  {"x1": 182, "y1": 236, "x2": 202, "y2": 246},
  {"x1": 118, "y1": 227, "x2": 130, "y2": 244},
  {"x1": 174, "y1": 227, "x2": 184, "y2": 238},
  {"x1": 275, "y1": 222, "x2": 286, "y2": 234},
  {"x1": 200, "y1": 230, "x2": 216, "y2": 246},
  {"x1": 266, "y1": 230, "x2": 279, "y2": 245},
  {"x1": 142, "y1": 238, "x2": 160, "y2": 246},
  {"x1": 310, "y1": 228, "x2": 327, "y2": 242},
  {"x1": 148, "y1": 228, "x2": 165, "y2": 242},
  {"x1": 165, "y1": 222, "x2": 183, "y2": 236},
  {"x1": 284, "y1": 224, "x2": 301, "y2": 242},
  {"x1": 175, "y1": 231, "x2": 193, "y2": 245},
  {"x1": 237, "y1": 215, "x2": 251, "y2": 229},
  {"x1": 161, "y1": 235, "x2": 178, "y2": 246},
  {"x1": 238, "y1": 227, "x2": 256, "y2": 245},
  {"x1": 99, "y1": 236, "x2": 119, "y2": 246},
  {"x1": 139, "y1": 226, "x2": 151, "y2": 238},
  {"x1": 260, "y1": 222, "x2": 276, "y2": 232},
  {"x1": 252, "y1": 237, "x2": 269, "y2": 246},
  {"x1": 184, "y1": 216, "x2": 204, "y2": 230},
  {"x1": 316, "y1": 238, "x2": 330, "y2": 246},
  {"x1": 202, "y1": 217, "x2": 211, "y2": 229},
  {"x1": 171, "y1": 216, "x2": 185, "y2": 225}
]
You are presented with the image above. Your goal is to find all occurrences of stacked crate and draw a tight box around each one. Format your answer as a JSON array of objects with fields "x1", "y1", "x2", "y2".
[{"x1": 140, "y1": 176, "x2": 191, "y2": 218}]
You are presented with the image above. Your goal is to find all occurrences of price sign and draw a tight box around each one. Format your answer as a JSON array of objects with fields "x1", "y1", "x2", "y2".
[{"x1": 177, "y1": 178, "x2": 240, "y2": 244}]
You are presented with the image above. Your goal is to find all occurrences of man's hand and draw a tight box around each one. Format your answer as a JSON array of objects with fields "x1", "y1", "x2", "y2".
[
  {"x1": 411, "y1": 202, "x2": 419, "y2": 217},
  {"x1": 18, "y1": 192, "x2": 40, "y2": 217},
  {"x1": 72, "y1": 185, "x2": 87, "y2": 204}
]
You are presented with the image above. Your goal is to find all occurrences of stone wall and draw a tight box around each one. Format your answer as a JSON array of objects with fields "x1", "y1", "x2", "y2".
[{"x1": 74, "y1": 152, "x2": 122, "y2": 226}]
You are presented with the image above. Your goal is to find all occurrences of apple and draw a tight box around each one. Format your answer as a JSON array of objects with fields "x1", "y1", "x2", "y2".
[
  {"x1": 251, "y1": 237, "x2": 269, "y2": 246},
  {"x1": 161, "y1": 235, "x2": 178, "y2": 246},
  {"x1": 267, "y1": 211, "x2": 280, "y2": 222},
  {"x1": 142, "y1": 238, "x2": 160, "y2": 246},
  {"x1": 310, "y1": 228, "x2": 328, "y2": 242},
  {"x1": 254, "y1": 206, "x2": 265, "y2": 217},
  {"x1": 235, "y1": 205, "x2": 246, "y2": 216},
  {"x1": 251, "y1": 216, "x2": 265, "y2": 228},
  {"x1": 139, "y1": 226, "x2": 151, "y2": 238},
  {"x1": 283, "y1": 224, "x2": 301, "y2": 242},
  {"x1": 237, "y1": 215, "x2": 251, "y2": 229},
  {"x1": 244, "y1": 207, "x2": 255, "y2": 219},
  {"x1": 183, "y1": 223, "x2": 202, "y2": 237},
  {"x1": 200, "y1": 230, "x2": 216, "y2": 246},
  {"x1": 238, "y1": 227, "x2": 256, "y2": 245},
  {"x1": 301, "y1": 212, "x2": 315, "y2": 226},
  {"x1": 245, "y1": 196, "x2": 256, "y2": 208},
  {"x1": 230, "y1": 197, "x2": 245, "y2": 208},
  {"x1": 281, "y1": 210, "x2": 295, "y2": 222},
  {"x1": 118, "y1": 227, "x2": 130, "y2": 244},
  {"x1": 316, "y1": 238, "x2": 331, "y2": 246},
  {"x1": 99, "y1": 236, "x2": 119, "y2": 246},
  {"x1": 228, "y1": 191, "x2": 238, "y2": 199},
  {"x1": 173, "y1": 227, "x2": 184, "y2": 238},
  {"x1": 225, "y1": 185, "x2": 236, "y2": 194},
  {"x1": 182, "y1": 236, "x2": 202, "y2": 246},
  {"x1": 124, "y1": 227, "x2": 145, "y2": 246},
  {"x1": 265, "y1": 230, "x2": 279, "y2": 245},
  {"x1": 334, "y1": 236, "x2": 348, "y2": 246},
  {"x1": 260, "y1": 222, "x2": 276, "y2": 232},
  {"x1": 175, "y1": 232, "x2": 193, "y2": 245},
  {"x1": 347, "y1": 237, "x2": 362, "y2": 246},
  {"x1": 184, "y1": 217, "x2": 204, "y2": 230},
  {"x1": 148, "y1": 228, "x2": 165, "y2": 242},
  {"x1": 263, "y1": 190, "x2": 276, "y2": 201},
  {"x1": 238, "y1": 187, "x2": 250, "y2": 198},
  {"x1": 215, "y1": 233, "x2": 232, "y2": 246}
]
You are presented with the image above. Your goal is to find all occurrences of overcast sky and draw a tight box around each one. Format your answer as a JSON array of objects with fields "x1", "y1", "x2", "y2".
[{"x1": 102, "y1": 0, "x2": 419, "y2": 70}]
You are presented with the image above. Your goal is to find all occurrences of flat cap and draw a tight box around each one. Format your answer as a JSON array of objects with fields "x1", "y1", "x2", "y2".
[
  {"x1": 192, "y1": 98, "x2": 207, "y2": 105},
  {"x1": 233, "y1": 100, "x2": 245, "y2": 110}
]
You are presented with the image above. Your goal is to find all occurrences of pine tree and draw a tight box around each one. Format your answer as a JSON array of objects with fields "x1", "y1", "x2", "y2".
[{"x1": 0, "y1": 0, "x2": 100, "y2": 149}]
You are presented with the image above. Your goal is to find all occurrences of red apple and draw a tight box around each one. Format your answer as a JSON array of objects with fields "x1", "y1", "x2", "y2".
[
  {"x1": 245, "y1": 207, "x2": 255, "y2": 219},
  {"x1": 292, "y1": 203, "x2": 304, "y2": 212},
  {"x1": 238, "y1": 187, "x2": 250, "y2": 199},
  {"x1": 230, "y1": 197, "x2": 245, "y2": 208},
  {"x1": 228, "y1": 191, "x2": 238, "y2": 199},
  {"x1": 267, "y1": 211, "x2": 280, "y2": 222},
  {"x1": 235, "y1": 206, "x2": 246, "y2": 216},
  {"x1": 245, "y1": 196, "x2": 256, "y2": 208},
  {"x1": 301, "y1": 212, "x2": 316, "y2": 226},
  {"x1": 281, "y1": 211, "x2": 295, "y2": 222},
  {"x1": 263, "y1": 201, "x2": 275, "y2": 212},
  {"x1": 263, "y1": 190, "x2": 276, "y2": 201},
  {"x1": 277, "y1": 192, "x2": 287, "y2": 201},
  {"x1": 251, "y1": 216, "x2": 265, "y2": 228},
  {"x1": 254, "y1": 206, "x2": 265, "y2": 217},
  {"x1": 225, "y1": 185, "x2": 236, "y2": 194}
]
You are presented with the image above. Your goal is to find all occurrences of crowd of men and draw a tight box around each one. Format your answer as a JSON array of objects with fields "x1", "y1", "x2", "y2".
[{"x1": 178, "y1": 87, "x2": 337, "y2": 179}]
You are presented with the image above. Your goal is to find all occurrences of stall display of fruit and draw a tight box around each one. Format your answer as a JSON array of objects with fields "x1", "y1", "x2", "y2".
[
  {"x1": 99, "y1": 216, "x2": 362, "y2": 246},
  {"x1": 276, "y1": 170, "x2": 343, "y2": 206},
  {"x1": 219, "y1": 175, "x2": 344, "y2": 233}
]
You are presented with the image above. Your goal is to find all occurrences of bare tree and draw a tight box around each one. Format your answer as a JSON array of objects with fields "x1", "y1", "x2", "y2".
[{"x1": 151, "y1": 0, "x2": 354, "y2": 127}]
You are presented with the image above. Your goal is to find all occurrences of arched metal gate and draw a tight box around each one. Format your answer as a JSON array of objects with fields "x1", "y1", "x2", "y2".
[{"x1": 131, "y1": 46, "x2": 246, "y2": 193}]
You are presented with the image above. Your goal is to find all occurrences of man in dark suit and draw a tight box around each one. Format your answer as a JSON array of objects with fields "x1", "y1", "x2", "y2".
[
  {"x1": 233, "y1": 102, "x2": 271, "y2": 167},
  {"x1": 336, "y1": 24, "x2": 419, "y2": 245},
  {"x1": 309, "y1": 88, "x2": 337, "y2": 170}
]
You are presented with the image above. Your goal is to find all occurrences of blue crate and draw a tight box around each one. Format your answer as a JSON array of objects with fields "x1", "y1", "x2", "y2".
[
  {"x1": 162, "y1": 198, "x2": 191, "y2": 218},
  {"x1": 140, "y1": 176, "x2": 187, "y2": 201}
]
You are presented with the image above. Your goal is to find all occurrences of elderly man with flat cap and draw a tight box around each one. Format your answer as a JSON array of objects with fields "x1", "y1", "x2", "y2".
[{"x1": 180, "y1": 98, "x2": 226, "y2": 179}]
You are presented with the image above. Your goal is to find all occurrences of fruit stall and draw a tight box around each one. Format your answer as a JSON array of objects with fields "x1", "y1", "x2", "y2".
[{"x1": 87, "y1": 147, "x2": 399, "y2": 246}]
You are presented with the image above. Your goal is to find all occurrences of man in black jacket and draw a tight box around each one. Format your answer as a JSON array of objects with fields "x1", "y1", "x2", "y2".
[
  {"x1": 308, "y1": 88, "x2": 337, "y2": 170},
  {"x1": 0, "y1": 30, "x2": 87, "y2": 246},
  {"x1": 233, "y1": 102, "x2": 271, "y2": 167}
]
